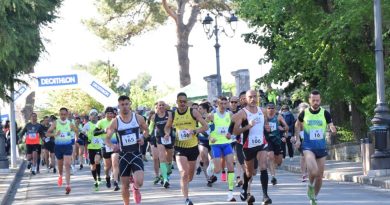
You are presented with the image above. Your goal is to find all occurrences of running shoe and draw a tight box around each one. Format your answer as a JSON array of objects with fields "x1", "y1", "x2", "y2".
[
  {"x1": 271, "y1": 177, "x2": 277, "y2": 185},
  {"x1": 132, "y1": 184, "x2": 141, "y2": 204},
  {"x1": 58, "y1": 176, "x2": 63, "y2": 187},
  {"x1": 307, "y1": 184, "x2": 315, "y2": 200},
  {"x1": 153, "y1": 176, "x2": 160, "y2": 185},
  {"x1": 163, "y1": 181, "x2": 170, "y2": 189},
  {"x1": 246, "y1": 194, "x2": 255, "y2": 205},
  {"x1": 302, "y1": 175, "x2": 307, "y2": 182},
  {"x1": 263, "y1": 194, "x2": 272, "y2": 204},
  {"x1": 106, "y1": 177, "x2": 111, "y2": 188},
  {"x1": 94, "y1": 181, "x2": 99, "y2": 191},
  {"x1": 240, "y1": 189, "x2": 248, "y2": 201},
  {"x1": 185, "y1": 199, "x2": 193, "y2": 205},
  {"x1": 65, "y1": 186, "x2": 71, "y2": 195},
  {"x1": 196, "y1": 166, "x2": 202, "y2": 175},
  {"x1": 227, "y1": 191, "x2": 236, "y2": 202},
  {"x1": 221, "y1": 172, "x2": 227, "y2": 182}
]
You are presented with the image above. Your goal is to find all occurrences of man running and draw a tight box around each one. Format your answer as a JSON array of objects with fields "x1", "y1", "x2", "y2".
[
  {"x1": 106, "y1": 95, "x2": 149, "y2": 205},
  {"x1": 233, "y1": 90, "x2": 272, "y2": 205},
  {"x1": 197, "y1": 103, "x2": 212, "y2": 184},
  {"x1": 95, "y1": 107, "x2": 120, "y2": 191},
  {"x1": 164, "y1": 92, "x2": 208, "y2": 205},
  {"x1": 265, "y1": 103, "x2": 288, "y2": 185},
  {"x1": 41, "y1": 116, "x2": 56, "y2": 173},
  {"x1": 294, "y1": 90, "x2": 336, "y2": 205},
  {"x1": 83, "y1": 109, "x2": 103, "y2": 191},
  {"x1": 208, "y1": 96, "x2": 236, "y2": 202},
  {"x1": 20, "y1": 112, "x2": 45, "y2": 175},
  {"x1": 46, "y1": 107, "x2": 78, "y2": 194},
  {"x1": 75, "y1": 116, "x2": 85, "y2": 170}
]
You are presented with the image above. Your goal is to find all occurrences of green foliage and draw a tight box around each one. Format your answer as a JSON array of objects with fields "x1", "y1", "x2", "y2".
[
  {"x1": 234, "y1": 0, "x2": 390, "y2": 138},
  {"x1": 73, "y1": 60, "x2": 119, "y2": 91},
  {"x1": 39, "y1": 89, "x2": 104, "y2": 116},
  {"x1": 129, "y1": 72, "x2": 161, "y2": 109},
  {"x1": 336, "y1": 126, "x2": 355, "y2": 143},
  {"x1": 222, "y1": 83, "x2": 236, "y2": 96},
  {"x1": 0, "y1": 0, "x2": 62, "y2": 100}
]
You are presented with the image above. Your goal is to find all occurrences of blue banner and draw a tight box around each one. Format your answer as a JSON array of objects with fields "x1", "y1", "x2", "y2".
[
  {"x1": 90, "y1": 81, "x2": 111, "y2": 97},
  {"x1": 38, "y1": 74, "x2": 78, "y2": 87},
  {"x1": 1, "y1": 114, "x2": 9, "y2": 122},
  {"x1": 14, "y1": 86, "x2": 27, "y2": 101}
]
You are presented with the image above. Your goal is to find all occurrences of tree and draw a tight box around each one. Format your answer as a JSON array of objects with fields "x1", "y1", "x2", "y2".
[
  {"x1": 129, "y1": 73, "x2": 161, "y2": 109},
  {"x1": 0, "y1": 0, "x2": 62, "y2": 125},
  {"x1": 85, "y1": 0, "x2": 230, "y2": 88},
  {"x1": 234, "y1": 0, "x2": 390, "y2": 140},
  {"x1": 74, "y1": 60, "x2": 119, "y2": 91}
]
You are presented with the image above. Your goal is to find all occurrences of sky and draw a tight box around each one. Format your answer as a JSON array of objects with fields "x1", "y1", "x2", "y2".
[{"x1": 34, "y1": 0, "x2": 271, "y2": 90}]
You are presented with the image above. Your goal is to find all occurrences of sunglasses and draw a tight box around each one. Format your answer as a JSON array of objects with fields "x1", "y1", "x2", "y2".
[
  {"x1": 230, "y1": 101, "x2": 238, "y2": 104},
  {"x1": 267, "y1": 107, "x2": 275, "y2": 110}
]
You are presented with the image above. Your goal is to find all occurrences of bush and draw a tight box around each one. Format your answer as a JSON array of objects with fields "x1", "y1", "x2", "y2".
[{"x1": 336, "y1": 126, "x2": 355, "y2": 143}]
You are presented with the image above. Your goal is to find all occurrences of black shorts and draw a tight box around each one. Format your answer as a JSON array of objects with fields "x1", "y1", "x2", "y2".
[
  {"x1": 156, "y1": 136, "x2": 175, "y2": 149},
  {"x1": 101, "y1": 146, "x2": 115, "y2": 159},
  {"x1": 234, "y1": 143, "x2": 245, "y2": 165},
  {"x1": 119, "y1": 151, "x2": 144, "y2": 177},
  {"x1": 150, "y1": 136, "x2": 157, "y2": 147},
  {"x1": 26, "y1": 144, "x2": 41, "y2": 155},
  {"x1": 199, "y1": 142, "x2": 211, "y2": 152},
  {"x1": 242, "y1": 144, "x2": 267, "y2": 161},
  {"x1": 44, "y1": 141, "x2": 55, "y2": 153},
  {"x1": 174, "y1": 146, "x2": 199, "y2": 161},
  {"x1": 88, "y1": 149, "x2": 102, "y2": 165},
  {"x1": 267, "y1": 141, "x2": 282, "y2": 155},
  {"x1": 303, "y1": 149, "x2": 328, "y2": 159}
]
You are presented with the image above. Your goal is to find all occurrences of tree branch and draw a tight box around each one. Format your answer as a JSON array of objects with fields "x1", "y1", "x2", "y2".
[
  {"x1": 162, "y1": 0, "x2": 178, "y2": 24},
  {"x1": 185, "y1": 0, "x2": 200, "y2": 32}
]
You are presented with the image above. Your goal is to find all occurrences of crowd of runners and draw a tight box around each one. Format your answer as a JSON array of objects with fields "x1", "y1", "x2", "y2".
[{"x1": 18, "y1": 89, "x2": 336, "y2": 205}]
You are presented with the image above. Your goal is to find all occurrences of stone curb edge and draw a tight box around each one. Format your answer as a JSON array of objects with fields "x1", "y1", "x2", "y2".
[
  {"x1": 280, "y1": 164, "x2": 390, "y2": 189},
  {"x1": 1, "y1": 160, "x2": 27, "y2": 205}
]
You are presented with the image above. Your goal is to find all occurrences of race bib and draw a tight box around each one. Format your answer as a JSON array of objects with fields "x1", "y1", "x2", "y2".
[
  {"x1": 217, "y1": 127, "x2": 228, "y2": 135},
  {"x1": 28, "y1": 133, "x2": 37, "y2": 139},
  {"x1": 178, "y1": 130, "x2": 192, "y2": 141},
  {"x1": 122, "y1": 133, "x2": 137, "y2": 146},
  {"x1": 93, "y1": 137, "x2": 103, "y2": 145},
  {"x1": 105, "y1": 145, "x2": 113, "y2": 152},
  {"x1": 248, "y1": 135, "x2": 262, "y2": 148},
  {"x1": 310, "y1": 129, "x2": 324, "y2": 140},
  {"x1": 59, "y1": 132, "x2": 68, "y2": 138},
  {"x1": 161, "y1": 137, "x2": 172, "y2": 145},
  {"x1": 269, "y1": 122, "x2": 277, "y2": 132}
]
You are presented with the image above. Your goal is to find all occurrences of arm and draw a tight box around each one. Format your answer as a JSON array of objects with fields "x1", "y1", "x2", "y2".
[
  {"x1": 137, "y1": 114, "x2": 148, "y2": 145},
  {"x1": 232, "y1": 111, "x2": 253, "y2": 136},
  {"x1": 192, "y1": 109, "x2": 208, "y2": 135},
  {"x1": 105, "y1": 118, "x2": 118, "y2": 149},
  {"x1": 328, "y1": 122, "x2": 337, "y2": 135},
  {"x1": 164, "y1": 112, "x2": 173, "y2": 138},
  {"x1": 46, "y1": 122, "x2": 57, "y2": 137},
  {"x1": 278, "y1": 115, "x2": 289, "y2": 132},
  {"x1": 148, "y1": 114, "x2": 155, "y2": 137}
]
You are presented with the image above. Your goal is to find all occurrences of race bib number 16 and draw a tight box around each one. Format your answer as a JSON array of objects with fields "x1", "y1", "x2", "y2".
[{"x1": 310, "y1": 129, "x2": 324, "y2": 140}]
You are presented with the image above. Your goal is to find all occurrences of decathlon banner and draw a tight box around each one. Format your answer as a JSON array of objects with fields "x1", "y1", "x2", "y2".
[{"x1": 38, "y1": 74, "x2": 78, "y2": 87}]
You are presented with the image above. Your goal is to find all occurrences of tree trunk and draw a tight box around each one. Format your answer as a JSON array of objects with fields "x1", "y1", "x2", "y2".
[
  {"x1": 330, "y1": 100, "x2": 350, "y2": 126},
  {"x1": 176, "y1": 29, "x2": 191, "y2": 88},
  {"x1": 20, "y1": 91, "x2": 35, "y2": 124}
]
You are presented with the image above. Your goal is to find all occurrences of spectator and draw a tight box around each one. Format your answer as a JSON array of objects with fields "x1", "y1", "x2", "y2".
[{"x1": 280, "y1": 105, "x2": 295, "y2": 160}]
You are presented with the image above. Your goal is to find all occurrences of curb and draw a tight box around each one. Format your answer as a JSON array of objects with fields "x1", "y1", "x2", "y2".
[
  {"x1": 281, "y1": 163, "x2": 390, "y2": 189},
  {"x1": 1, "y1": 160, "x2": 26, "y2": 205}
]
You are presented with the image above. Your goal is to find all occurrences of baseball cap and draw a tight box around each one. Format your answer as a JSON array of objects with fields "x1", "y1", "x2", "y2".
[
  {"x1": 89, "y1": 109, "x2": 99, "y2": 116},
  {"x1": 105, "y1": 107, "x2": 115, "y2": 114}
]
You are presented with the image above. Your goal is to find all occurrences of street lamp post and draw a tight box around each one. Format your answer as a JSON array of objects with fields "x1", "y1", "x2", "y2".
[
  {"x1": 371, "y1": 0, "x2": 390, "y2": 170},
  {"x1": 202, "y1": 12, "x2": 238, "y2": 97}
]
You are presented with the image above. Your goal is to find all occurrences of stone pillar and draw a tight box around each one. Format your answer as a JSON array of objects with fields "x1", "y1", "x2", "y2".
[
  {"x1": 203, "y1": 74, "x2": 218, "y2": 102},
  {"x1": 231, "y1": 69, "x2": 250, "y2": 96}
]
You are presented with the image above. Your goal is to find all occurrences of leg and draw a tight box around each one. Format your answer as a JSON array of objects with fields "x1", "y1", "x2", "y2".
[
  {"x1": 121, "y1": 176, "x2": 130, "y2": 205},
  {"x1": 258, "y1": 150, "x2": 270, "y2": 199},
  {"x1": 314, "y1": 157, "x2": 326, "y2": 196},
  {"x1": 157, "y1": 144, "x2": 169, "y2": 183},
  {"x1": 64, "y1": 155, "x2": 72, "y2": 186},
  {"x1": 303, "y1": 151, "x2": 319, "y2": 185},
  {"x1": 95, "y1": 153, "x2": 102, "y2": 179},
  {"x1": 151, "y1": 146, "x2": 160, "y2": 177},
  {"x1": 176, "y1": 155, "x2": 190, "y2": 199},
  {"x1": 79, "y1": 145, "x2": 84, "y2": 166},
  {"x1": 286, "y1": 136, "x2": 294, "y2": 158},
  {"x1": 112, "y1": 153, "x2": 120, "y2": 182},
  {"x1": 58, "y1": 159, "x2": 64, "y2": 176},
  {"x1": 267, "y1": 151, "x2": 275, "y2": 177}
]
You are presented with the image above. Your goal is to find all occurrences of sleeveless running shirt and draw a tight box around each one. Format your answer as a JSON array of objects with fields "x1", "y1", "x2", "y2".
[
  {"x1": 116, "y1": 112, "x2": 141, "y2": 153},
  {"x1": 242, "y1": 107, "x2": 266, "y2": 149},
  {"x1": 173, "y1": 108, "x2": 197, "y2": 148},
  {"x1": 302, "y1": 107, "x2": 327, "y2": 150}
]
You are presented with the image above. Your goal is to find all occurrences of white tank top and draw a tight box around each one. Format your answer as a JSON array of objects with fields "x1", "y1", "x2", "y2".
[{"x1": 243, "y1": 107, "x2": 265, "y2": 148}]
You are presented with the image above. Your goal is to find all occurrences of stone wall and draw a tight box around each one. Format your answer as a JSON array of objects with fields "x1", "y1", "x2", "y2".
[{"x1": 327, "y1": 142, "x2": 361, "y2": 162}]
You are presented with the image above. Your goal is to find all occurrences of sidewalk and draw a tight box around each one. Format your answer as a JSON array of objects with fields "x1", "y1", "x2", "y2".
[
  {"x1": 281, "y1": 156, "x2": 390, "y2": 189},
  {"x1": 0, "y1": 158, "x2": 26, "y2": 205}
]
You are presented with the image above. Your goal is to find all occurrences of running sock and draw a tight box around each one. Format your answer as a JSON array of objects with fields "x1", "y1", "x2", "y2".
[
  {"x1": 243, "y1": 172, "x2": 251, "y2": 192},
  {"x1": 260, "y1": 170, "x2": 269, "y2": 195},
  {"x1": 160, "y1": 162, "x2": 168, "y2": 181},
  {"x1": 167, "y1": 162, "x2": 172, "y2": 174},
  {"x1": 228, "y1": 171, "x2": 234, "y2": 191},
  {"x1": 91, "y1": 170, "x2": 97, "y2": 181},
  {"x1": 96, "y1": 164, "x2": 101, "y2": 178}
]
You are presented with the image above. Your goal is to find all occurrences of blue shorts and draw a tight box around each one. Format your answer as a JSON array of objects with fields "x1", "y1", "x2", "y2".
[
  {"x1": 211, "y1": 143, "x2": 233, "y2": 158},
  {"x1": 77, "y1": 139, "x2": 85, "y2": 146},
  {"x1": 54, "y1": 145, "x2": 73, "y2": 160},
  {"x1": 303, "y1": 148, "x2": 327, "y2": 159}
]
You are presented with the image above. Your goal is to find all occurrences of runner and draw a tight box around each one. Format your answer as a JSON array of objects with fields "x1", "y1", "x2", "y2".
[
  {"x1": 197, "y1": 102, "x2": 212, "y2": 184},
  {"x1": 208, "y1": 96, "x2": 236, "y2": 202},
  {"x1": 295, "y1": 102, "x2": 310, "y2": 182},
  {"x1": 75, "y1": 116, "x2": 86, "y2": 170},
  {"x1": 294, "y1": 90, "x2": 337, "y2": 205},
  {"x1": 164, "y1": 92, "x2": 208, "y2": 205},
  {"x1": 106, "y1": 95, "x2": 149, "y2": 205},
  {"x1": 233, "y1": 90, "x2": 272, "y2": 205},
  {"x1": 41, "y1": 116, "x2": 56, "y2": 173},
  {"x1": 149, "y1": 101, "x2": 175, "y2": 188},
  {"x1": 280, "y1": 105, "x2": 296, "y2": 161},
  {"x1": 46, "y1": 107, "x2": 78, "y2": 194},
  {"x1": 148, "y1": 104, "x2": 161, "y2": 185},
  {"x1": 95, "y1": 107, "x2": 120, "y2": 191},
  {"x1": 265, "y1": 103, "x2": 288, "y2": 185},
  {"x1": 83, "y1": 109, "x2": 103, "y2": 191},
  {"x1": 20, "y1": 112, "x2": 45, "y2": 175}
]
